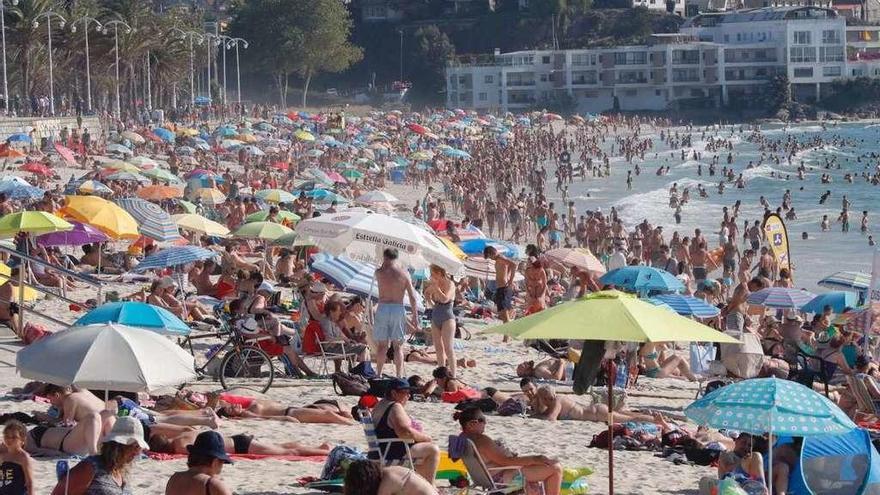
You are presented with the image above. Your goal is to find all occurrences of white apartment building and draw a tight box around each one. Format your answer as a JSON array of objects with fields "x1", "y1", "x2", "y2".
[
  {"x1": 447, "y1": 6, "x2": 872, "y2": 112},
  {"x1": 631, "y1": 0, "x2": 687, "y2": 16}
]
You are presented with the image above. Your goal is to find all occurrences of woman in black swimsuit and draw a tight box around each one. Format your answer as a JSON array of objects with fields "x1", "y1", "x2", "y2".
[{"x1": 425, "y1": 264, "x2": 457, "y2": 377}]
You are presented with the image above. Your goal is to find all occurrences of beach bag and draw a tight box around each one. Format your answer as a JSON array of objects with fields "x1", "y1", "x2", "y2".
[
  {"x1": 320, "y1": 445, "x2": 366, "y2": 480},
  {"x1": 350, "y1": 361, "x2": 377, "y2": 379},
  {"x1": 331, "y1": 372, "x2": 369, "y2": 396},
  {"x1": 22, "y1": 323, "x2": 50, "y2": 345},
  {"x1": 589, "y1": 424, "x2": 629, "y2": 449}
]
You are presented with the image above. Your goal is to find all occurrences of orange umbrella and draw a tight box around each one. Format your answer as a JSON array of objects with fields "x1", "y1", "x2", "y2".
[
  {"x1": 137, "y1": 185, "x2": 183, "y2": 201},
  {"x1": 20, "y1": 162, "x2": 53, "y2": 176},
  {"x1": 0, "y1": 145, "x2": 24, "y2": 158}
]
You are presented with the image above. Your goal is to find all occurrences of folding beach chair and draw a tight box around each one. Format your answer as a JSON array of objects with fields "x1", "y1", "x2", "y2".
[
  {"x1": 455, "y1": 437, "x2": 543, "y2": 495},
  {"x1": 313, "y1": 338, "x2": 358, "y2": 376},
  {"x1": 357, "y1": 407, "x2": 414, "y2": 469},
  {"x1": 847, "y1": 374, "x2": 878, "y2": 422}
]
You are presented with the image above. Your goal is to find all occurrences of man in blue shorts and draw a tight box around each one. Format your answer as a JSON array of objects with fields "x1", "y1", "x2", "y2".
[{"x1": 374, "y1": 248, "x2": 420, "y2": 377}]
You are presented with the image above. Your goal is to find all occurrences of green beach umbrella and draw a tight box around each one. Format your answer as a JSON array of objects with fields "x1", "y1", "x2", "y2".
[
  {"x1": 342, "y1": 169, "x2": 363, "y2": 180},
  {"x1": 244, "y1": 210, "x2": 301, "y2": 224},
  {"x1": 232, "y1": 221, "x2": 294, "y2": 241},
  {"x1": 0, "y1": 211, "x2": 73, "y2": 237}
]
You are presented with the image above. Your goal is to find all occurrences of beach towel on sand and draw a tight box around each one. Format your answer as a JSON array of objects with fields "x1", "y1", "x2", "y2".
[{"x1": 147, "y1": 452, "x2": 326, "y2": 462}]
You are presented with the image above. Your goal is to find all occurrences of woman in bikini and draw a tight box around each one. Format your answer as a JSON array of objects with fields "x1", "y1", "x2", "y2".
[
  {"x1": 214, "y1": 395, "x2": 355, "y2": 425},
  {"x1": 24, "y1": 410, "x2": 104, "y2": 456},
  {"x1": 455, "y1": 407, "x2": 563, "y2": 495},
  {"x1": 147, "y1": 429, "x2": 331, "y2": 457},
  {"x1": 425, "y1": 264, "x2": 457, "y2": 377},
  {"x1": 639, "y1": 343, "x2": 697, "y2": 381}
]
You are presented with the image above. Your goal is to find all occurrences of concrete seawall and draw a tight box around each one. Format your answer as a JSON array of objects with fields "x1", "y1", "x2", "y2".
[{"x1": 0, "y1": 116, "x2": 103, "y2": 142}]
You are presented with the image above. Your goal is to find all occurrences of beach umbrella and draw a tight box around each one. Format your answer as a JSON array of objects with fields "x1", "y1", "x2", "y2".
[
  {"x1": 53, "y1": 143, "x2": 76, "y2": 165},
  {"x1": 310, "y1": 253, "x2": 424, "y2": 310},
  {"x1": 255, "y1": 189, "x2": 296, "y2": 203},
  {"x1": 175, "y1": 145, "x2": 196, "y2": 155},
  {"x1": 341, "y1": 169, "x2": 363, "y2": 180},
  {"x1": 356, "y1": 190, "x2": 399, "y2": 204},
  {"x1": 305, "y1": 149, "x2": 324, "y2": 158},
  {"x1": 77, "y1": 180, "x2": 112, "y2": 195},
  {"x1": 105, "y1": 171, "x2": 149, "y2": 183},
  {"x1": 648, "y1": 294, "x2": 720, "y2": 318},
  {"x1": 153, "y1": 128, "x2": 175, "y2": 143},
  {"x1": 0, "y1": 176, "x2": 29, "y2": 186},
  {"x1": 74, "y1": 302, "x2": 190, "y2": 336},
  {"x1": 801, "y1": 291, "x2": 858, "y2": 314},
  {"x1": 462, "y1": 256, "x2": 525, "y2": 282},
  {"x1": 35, "y1": 221, "x2": 109, "y2": 247},
  {"x1": 121, "y1": 131, "x2": 145, "y2": 144},
  {"x1": 232, "y1": 221, "x2": 293, "y2": 241},
  {"x1": 20, "y1": 162, "x2": 53, "y2": 176},
  {"x1": 0, "y1": 211, "x2": 73, "y2": 237},
  {"x1": 132, "y1": 246, "x2": 218, "y2": 273},
  {"x1": 295, "y1": 130, "x2": 315, "y2": 141},
  {"x1": 270, "y1": 231, "x2": 313, "y2": 247},
  {"x1": 220, "y1": 139, "x2": 243, "y2": 150},
  {"x1": 137, "y1": 185, "x2": 183, "y2": 201},
  {"x1": 190, "y1": 188, "x2": 226, "y2": 206},
  {"x1": 407, "y1": 123, "x2": 428, "y2": 135},
  {"x1": 0, "y1": 147, "x2": 24, "y2": 158},
  {"x1": 244, "y1": 209, "x2": 301, "y2": 224},
  {"x1": 141, "y1": 168, "x2": 182, "y2": 184},
  {"x1": 833, "y1": 303, "x2": 880, "y2": 335},
  {"x1": 443, "y1": 148, "x2": 471, "y2": 160},
  {"x1": 16, "y1": 323, "x2": 196, "y2": 392},
  {"x1": 542, "y1": 248, "x2": 605, "y2": 275},
  {"x1": 127, "y1": 156, "x2": 157, "y2": 167},
  {"x1": 171, "y1": 213, "x2": 230, "y2": 237},
  {"x1": 819, "y1": 271, "x2": 871, "y2": 293},
  {"x1": 685, "y1": 377, "x2": 857, "y2": 494},
  {"x1": 296, "y1": 211, "x2": 464, "y2": 274},
  {"x1": 747, "y1": 287, "x2": 815, "y2": 309},
  {"x1": 409, "y1": 150, "x2": 433, "y2": 161},
  {"x1": 457, "y1": 238, "x2": 520, "y2": 259},
  {"x1": 106, "y1": 143, "x2": 133, "y2": 156},
  {"x1": 243, "y1": 145, "x2": 264, "y2": 156},
  {"x1": 116, "y1": 197, "x2": 182, "y2": 242},
  {"x1": 61, "y1": 195, "x2": 139, "y2": 240},
  {"x1": 7, "y1": 133, "x2": 31, "y2": 144},
  {"x1": 102, "y1": 161, "x2": 140, "y2": 173},
  {"x1": 491, "y1": 290, "x2": 738, "y2": 495},
  {"x1": 0, "y1": 181, "x2": 44, "y2": 200},
  {"x1": 599, "y1": 266, "x2": 684, "y2": 294},
  {"x1": 176, "y1": 200, "x2": 198, "y2": 214}
]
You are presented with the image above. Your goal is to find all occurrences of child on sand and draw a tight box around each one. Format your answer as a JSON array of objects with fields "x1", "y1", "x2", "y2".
[{"x1": 0, "y1": 420, "x2": 35, "y2": 495}]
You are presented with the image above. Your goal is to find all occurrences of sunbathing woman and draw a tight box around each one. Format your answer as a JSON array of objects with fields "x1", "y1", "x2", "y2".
[
  {"x1": 403, "y1": 347, "x2": 476, "y2": 368},
  {"x1": 147, "y1": 429, "x2": 332, "y2": 457},
  {"x1": 214, "y1": 395, "x2": 355, "y2": 425},
  {"x1": 520, "y1": 379, "x2": 659, "y2": 424},
  {"x1": 421, "y1": 366, "x2": 466, "y2": 397},
  {"x1": 516, "y1": 358, "x2": 568, "y2": 381},
  {"x1": 639, "y1": 343, "x2": 697, "y2": 381},
  {"x1": 22, "y1": 411, "x2": 103, "y2": 456},
  {"x1": 455, "y1": 407, "x2": 563, "y2": 495}
]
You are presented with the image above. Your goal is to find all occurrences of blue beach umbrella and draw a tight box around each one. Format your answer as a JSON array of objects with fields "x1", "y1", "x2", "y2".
[
  {"x1": 7, "y1": 133, "x2": 31, "y2": 143},
  {"x1": 600, "y1": 266, "x2": 684, "y2": 294},
  {"x1": 115, "y1": 197, "x2": 182, "y2": 242},
  {"x1": 74, "y1": 301, "x2": 190, "y2": 336},
  {"x1": 648, "y1": 293, "x2": 720, "y2": 318},
  {"x1": 309, "y1": 253, "x2": 423, "y2": 311},
  {"x1": 801, "y1": 291, "x2": 857, "y2": 314},
  {"x1": 457, "y1": 238, "x2": 520, "y2": 259},
  {"x1": 132, "y1": 246, "x2": 218, "y2": 273},
  {"x1": 153, "y1": 128, "x2": 175, "y2": 143},
  {"x1": 0, "y1": 181, "x2": 44, "y2": 200},
  {"x1": 747, "y1": 287, "x2": 815, "y2": 309}
]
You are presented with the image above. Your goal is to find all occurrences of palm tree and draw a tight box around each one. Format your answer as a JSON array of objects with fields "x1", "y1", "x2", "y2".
[{"x1": 8, "y1": 0, "x2": 57, "y2": 103}]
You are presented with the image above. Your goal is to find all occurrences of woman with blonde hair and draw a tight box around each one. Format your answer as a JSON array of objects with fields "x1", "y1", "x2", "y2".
[{"x1": 425, "y1": 264, "x2": 457, "y2": 377}]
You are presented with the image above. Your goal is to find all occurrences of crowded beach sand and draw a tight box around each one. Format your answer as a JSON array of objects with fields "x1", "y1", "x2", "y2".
[{"x1": 0, "y1": 109, "x2": 875, "y2": 495}]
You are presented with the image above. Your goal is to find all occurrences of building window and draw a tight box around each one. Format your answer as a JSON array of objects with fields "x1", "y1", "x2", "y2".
[
  {"x1": 793, "y1": 31, "x2": 811, "y2": 45},
  {"x1": 853, "y1": 68, "x2": 865, "y2": 76},
  {"x1": 484, "y1": 75, "x2": 494, "y2": 83},
  {"x1": 542, "y1": 56, "x2": 551, "y2": 64},
  {"x1": 822, "y1": 30, "x2": 841, "y2": 44},
  {"x1": 363, "y1": 6, "x2": 387, "y2": 19},
  {"x1": 624, "y1": 89, "x2": 637, "y2": 96},
  {"x1": 478, "y1": 92, "x2": 487, "y2": 101},
  {"x1": 822, "y1": 66, "x2": 841, "y2": 77},
  {"x1": 790, "y1": 46, "x2": 816, "y2": 63},
  {"x1": 793, "y1": 67, "x2": 813, "y2": 78},
  {"x1": 540, "y1": 74, "x2": 548, "y2": 82},
  {"x1": 655, "y1": 89, "x2": 662, "y2": 96},
  {"x1": 614, "y1": 52, "x2": 647, "y2": 65},
  {"x1": 819, "y1": 46, "x2": 844, "y2": 62}
]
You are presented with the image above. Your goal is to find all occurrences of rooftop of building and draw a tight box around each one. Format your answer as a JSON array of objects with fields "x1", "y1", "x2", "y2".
[{"x1": 682, "y1": 6, "x2": 838, "y2": 27}]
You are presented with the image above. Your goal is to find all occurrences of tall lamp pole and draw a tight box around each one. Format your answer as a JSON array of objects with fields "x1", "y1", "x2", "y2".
[
  {"x1": 33, "y1": 11, "x2": 66, "y2": 115},
  {"x1": 226, "y1": 37, "x2": 248, "y2": 106},
  {"x1": 102, "y1": 19, "x2": 132, "y2": 118},
  {"x1": 70, "y1": 16, "x2": 102, "y2": 113},
  {"x1": 170, "y1": 28, "x2": 204, "y2": 107},
  {"x1": 0, "y1": 0, "x2": 18, "y2": 115},
  {"x1": 203, "y1": 32, "x2": 221, "y2": 103}
]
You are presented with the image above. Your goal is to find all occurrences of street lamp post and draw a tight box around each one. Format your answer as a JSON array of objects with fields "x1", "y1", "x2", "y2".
[
  {"x1": 203, "y1": 33, "x2": 220, "y2": 103},
  {"x1": 33, "y1": 11, "x2": 66, "y2": 115},
  {"x1": 70, "y1": 16, "x2": 102, "y2": 114},
  {"x1": 102, "y1": 19, "x2": 132, "y2": 118},
  {"x1": 0, "y1": 0, "x2": 18, "y2": 115},
  {"x1": 170, "y1": 28, "x2": 204, "y2": 107},
  {"x1": 226, "y1": 37, "x2": 248, "y2": 107}
]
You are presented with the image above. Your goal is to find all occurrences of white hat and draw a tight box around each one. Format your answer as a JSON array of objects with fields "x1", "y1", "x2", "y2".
[{"x1": 102, "y1": 416, "x2": 148, "y2": 450}]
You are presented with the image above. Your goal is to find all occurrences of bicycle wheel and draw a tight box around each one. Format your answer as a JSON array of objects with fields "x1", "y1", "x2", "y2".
[{"x1": 219, "y1": 345, "x2": 274, "y2": 393}]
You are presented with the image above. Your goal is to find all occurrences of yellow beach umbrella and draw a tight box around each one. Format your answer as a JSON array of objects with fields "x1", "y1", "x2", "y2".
[
  {"x1": 60, "y1": 195, "x2": 139, "y2": 240},
  {"x1": 294, "y1": 130, "x2": 315, "y2": 142},
  {"x1": 0, "y1": 211, "x2": 73, "y2": 238},
  {"x1": 102, "y1": 161, "x2": 140, "y2": 173},
  {"x1": 189, "y1": 188, "x2": 226, "y2": 206},
  {"x1": 171, "y1": 214, "x2": 230, "y2": 237},
  {"x1": 0, "y1": 261, "x2": 38, "y2": 301},
  {"x1": 438, "y1": 236, "x2": 467, "y2": 260},
  {"x1": 177, "y1": 128, "x2": 199, "y2": 137}
]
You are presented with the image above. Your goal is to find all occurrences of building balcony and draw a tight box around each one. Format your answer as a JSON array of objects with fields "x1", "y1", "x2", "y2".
[
  {"x1": 571, "y1": 78, "x2": 598, "y2": 86},
  {"x1": 506, "y1": 81, "x2": 536, "y2": 87}
]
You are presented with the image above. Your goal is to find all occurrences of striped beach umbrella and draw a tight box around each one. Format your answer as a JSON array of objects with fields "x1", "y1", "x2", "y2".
[
  {"x1": 115, "y1": 198, "x2": 182, "y2": 242},
  {"x1": 818, "y1": 271, "x2": 871, "y2": 292},
  {"x1": 78, "y1": 180, "x2": 112, "y2": 195},
  {"x1": 746, "y1": 287, "x2": 815, "y2": 309},
  {"x1": 648, "y1": 294, "x2": 720, "y2": 318},
  {"x1": 801, "y1": 291, "x2": 857, "y2": 314},
  {"x1": 132, "y1": 246, "x2": 218, "y2": 273},
  {"x1": 309, "y1": 253, "x2": 423, "y2": 311},
  {"x1": 255, "y1": 189, "x2": 296, "y2": 203},
  {"x1": 600, "y1": 266, "x2": 684, "y2": 294}
]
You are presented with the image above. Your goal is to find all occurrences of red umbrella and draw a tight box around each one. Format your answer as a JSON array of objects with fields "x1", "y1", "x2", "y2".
[
  {"x1": 20, "y1": 162, "x2": 53, "y2": 176},
  {"x1": 271, "y1": 161, "x2": 289, "y2": 170},
  {"x1": 54, "y1": 143, "x2": 76, "y2": 165},
  {"x1": 407, "y1": 123, "x2": 427, "y2": 134}
]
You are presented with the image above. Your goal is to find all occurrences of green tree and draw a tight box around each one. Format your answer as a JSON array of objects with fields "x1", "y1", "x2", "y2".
[
  {"x1": 405, "y1": 25, "x2": 455, "y2": 107},
  {"x1": 229, "y1": 0, "x2": 362, "y2": 108},
  {"x1": 763, "y1": 74, "x2": 791, "y2": 113}
]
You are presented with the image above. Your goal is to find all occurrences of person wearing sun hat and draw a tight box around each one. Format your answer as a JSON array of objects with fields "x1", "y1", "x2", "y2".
[
  {"x1": 164, "y1": 431, "x2": 234, "y2": 495},
  {"x1": 50, "y1": 416, "x2": 147, "y2": 495}
]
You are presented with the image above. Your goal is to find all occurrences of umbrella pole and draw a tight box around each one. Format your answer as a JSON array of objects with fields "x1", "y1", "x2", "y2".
[
  {"x1": 607, "y1": 358, "x2": 615, "y2": 495},
  {"x1": 768, "y1": 431, "x2": 773, "y2": 495},
  {"x1": 97, "y1": 242, "x2": 102, "y2": 276}
]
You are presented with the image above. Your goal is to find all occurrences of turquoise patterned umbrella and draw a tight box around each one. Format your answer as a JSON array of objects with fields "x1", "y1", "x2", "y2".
[{"x1": 686, "y1": 377, "x2": 855, "y2": 436}]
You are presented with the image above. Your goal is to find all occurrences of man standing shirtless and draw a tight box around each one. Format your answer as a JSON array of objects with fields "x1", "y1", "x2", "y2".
[
  {"x1": 484, "y1": 246, "x2": 517, "y2": 342},
  {"x1": 374, "y1": 248, "x2": 419, "y2": 377}
]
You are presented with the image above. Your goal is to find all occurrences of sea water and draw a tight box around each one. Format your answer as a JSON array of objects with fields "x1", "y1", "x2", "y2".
[{"x1": 546, "y1": 121, "x2": 880, "y2": 291}]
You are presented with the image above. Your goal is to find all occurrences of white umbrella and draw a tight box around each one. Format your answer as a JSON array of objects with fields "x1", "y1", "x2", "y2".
[
  {"x1": 295, "y1": 211, "x2": 464, "y2": 274},
  {"x1": 356, "y1": 190, "x2": 399, "y2": 204},
  {"x1": 16, "y1": 323, "x2": 195, "y2": 393}
]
